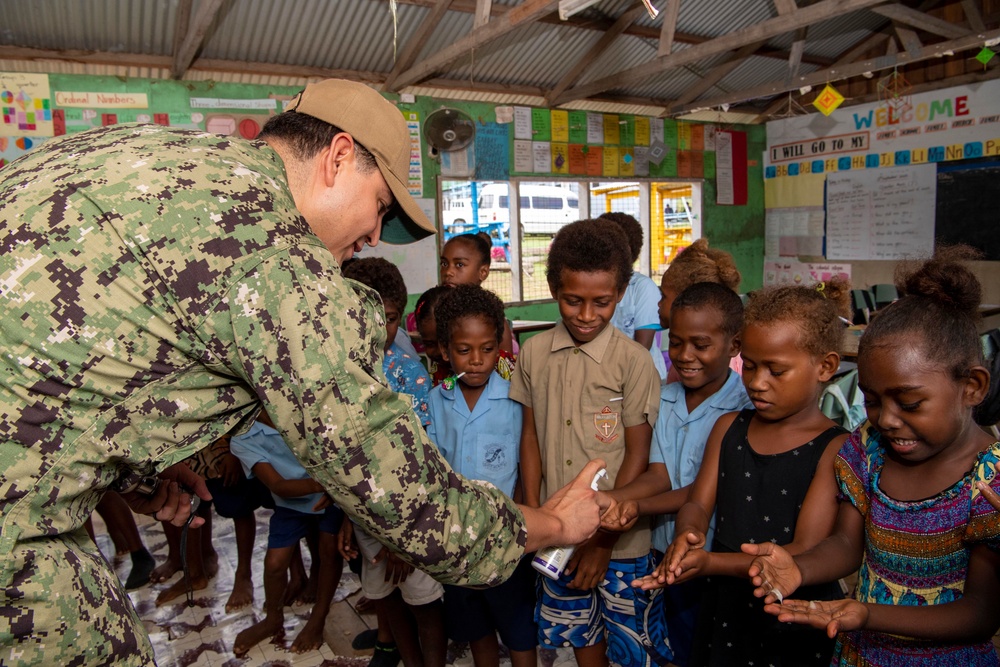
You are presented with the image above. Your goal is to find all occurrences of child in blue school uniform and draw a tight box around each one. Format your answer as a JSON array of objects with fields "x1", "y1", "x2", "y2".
[
  {"x1": 601, "y1": 282, "x2": 751, "y2": 666},
  {"x1": 426, "y1": 284, "x2": 538, "y2": 667}
]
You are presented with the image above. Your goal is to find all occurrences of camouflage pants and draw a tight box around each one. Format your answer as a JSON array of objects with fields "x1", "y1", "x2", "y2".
[{"x1": 0, "y1": 527, "x2": 155, "y2": 666}]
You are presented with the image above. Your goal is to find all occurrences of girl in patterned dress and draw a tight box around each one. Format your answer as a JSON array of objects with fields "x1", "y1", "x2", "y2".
[
  {"x1": 634, "y1": 279, "x2": 853, "y2": 666},
  {"x1": 746, "y1": 249, "x2": 1000, "y2": 666}
]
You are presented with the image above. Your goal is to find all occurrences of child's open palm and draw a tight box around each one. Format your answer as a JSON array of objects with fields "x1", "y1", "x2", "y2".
[
  {"x1": 743, "y1": 542, "x2": 802, "y2": 603},
  {"x1": 762, "y1": 598, "x2": 869, "y2": 638}
]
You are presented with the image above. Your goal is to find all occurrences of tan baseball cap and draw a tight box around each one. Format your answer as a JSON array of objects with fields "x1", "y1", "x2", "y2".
[{"x1": 287, "y1": 79, "x2": 436, "y2": 245}]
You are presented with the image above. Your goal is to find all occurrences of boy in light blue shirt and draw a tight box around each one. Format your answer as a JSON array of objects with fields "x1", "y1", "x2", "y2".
[{"x1": 427, "y1": 285, "x2": 537, "y2": 667}]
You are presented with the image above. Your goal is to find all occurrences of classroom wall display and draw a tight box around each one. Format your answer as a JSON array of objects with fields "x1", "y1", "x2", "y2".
[
  {"x1": 506, "y1": 104, "x2": 714, "y2": 179},
  {"x1": 763, "y1": 260, "x2": 851, "y2": 286},
  {"x1": 826, "y1": 163, "x2": 936, "y2": 261},
  {"x1": 1, "y1": 72, "x2": 53, "y2": 138},
  {"x1": 764, "y1": 78, "x2": 1000, "y2": 178}
]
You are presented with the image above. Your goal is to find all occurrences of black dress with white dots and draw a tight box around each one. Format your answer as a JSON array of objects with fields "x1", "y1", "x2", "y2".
[{"x1": 689, "y1": 409, "x2": 846, "y2": 667}]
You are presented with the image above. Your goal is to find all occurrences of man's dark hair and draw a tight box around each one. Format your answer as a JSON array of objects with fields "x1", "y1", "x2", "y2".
[
  {"x1": 436, "y1": 285, "x2": 506, "y2": 347},
  {"x1": 342, "y1": 257, "x2": 408, "y2": 312},
  {"x1": 672, "y1": 282, "x2": 744, "y2": 338},
  {"x1": 546, "y1": 218, "x2": 632, "y2": 293},
  {"x1": 260, "y1": 110, "x2": 377, "y2": 172}
]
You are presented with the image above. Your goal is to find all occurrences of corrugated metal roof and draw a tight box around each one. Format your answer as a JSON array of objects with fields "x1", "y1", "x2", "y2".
[{"x1": 0, "y1": 0, "x2": 982, "y2": 121}]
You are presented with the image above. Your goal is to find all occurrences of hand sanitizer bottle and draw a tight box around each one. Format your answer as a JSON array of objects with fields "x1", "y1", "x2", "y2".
[{"x1": 531, "y1": 468, "x2": 608, "y2": 580}]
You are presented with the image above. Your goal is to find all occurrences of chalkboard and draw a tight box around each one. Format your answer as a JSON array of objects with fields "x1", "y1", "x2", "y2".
[{"x1": 936, "y1": 157, "x2": 1000, "y2": 261}]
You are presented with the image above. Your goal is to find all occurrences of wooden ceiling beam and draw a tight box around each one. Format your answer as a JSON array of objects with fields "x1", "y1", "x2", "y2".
[
  {"x1": 670, "y1": 40, "x2": 768, "y2": 109},
  {"x1": 871, "y1": 3, "x2": 972, "y2": 38},
  {"x1": 553, "y1": 0, "x2": 890, "y2": 105},
  {"x1": 474, "y1": 0, "x2": 493, "y2": 28},
  {"x1": 171, "y1": 0, "x2": 226, "y2": 79},
  {"x1": 773, "y1": 0, "x2": 798, "y2": 14},
  {"x1": 668, "y1": 26, "x2": 1000, "y2": 116},
  {"x1": 961, "y1": 0, "x2": 987, "y2": 31},
  {"x1": 658, "y1": 0, "x2": 681, "y2": 55},
  {"x1": 391, "y1": 0, "x2": 560, "y2": 90},
  {"x1": 384, "y1": 0, "x2": 453, "y2": 91},
  {"x1": 393, "y1": 0, "x2": 834, "y2": 66},
  {"x1": 788, "y1": 27, "x2": 808, "y2": 78},
  {"x1": 546, "y1": 3, "x2": 647, "y2": 105},
  {"x1": 893, "y1": 23, "x2": 923, "y2": 57}
]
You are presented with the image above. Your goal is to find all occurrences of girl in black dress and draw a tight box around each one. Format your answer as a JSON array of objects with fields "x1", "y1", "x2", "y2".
[{"x1": 634, "y1": 279, "x2": 853, "y2": 666}]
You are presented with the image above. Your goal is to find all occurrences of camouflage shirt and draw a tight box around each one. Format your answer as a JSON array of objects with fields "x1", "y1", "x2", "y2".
[{"x1": 0, "y1": 124, "x2": 526, "y2": 665}]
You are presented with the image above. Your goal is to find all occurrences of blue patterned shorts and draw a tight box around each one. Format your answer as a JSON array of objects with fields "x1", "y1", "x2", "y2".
[{"x1": 536, "y1": 554, "x2": 655, "y2": 667}]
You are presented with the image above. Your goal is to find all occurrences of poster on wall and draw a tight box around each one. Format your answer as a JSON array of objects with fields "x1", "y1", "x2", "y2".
[
  {"x1": 763, "y1": 260, "x2": 851, "y2": 286},
  {"x1": 716, "y1": 130, "x2": 747, "y2": 205},
  {"x1": 764, "y1": 78, "x2": 1000, "y2": 177},
  {"x1": 1, "y1": 72, "x2": 53, "y2": 137}
]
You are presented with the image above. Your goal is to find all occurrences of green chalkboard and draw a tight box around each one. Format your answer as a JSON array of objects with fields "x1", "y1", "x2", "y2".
[{"x1": 936, "y1": 157, "x2": 1000, "y2": 261}]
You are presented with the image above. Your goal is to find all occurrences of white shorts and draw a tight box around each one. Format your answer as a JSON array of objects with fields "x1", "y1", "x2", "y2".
[{"x1": 354, "y1": 524, "x2": 443, "y2": 606}]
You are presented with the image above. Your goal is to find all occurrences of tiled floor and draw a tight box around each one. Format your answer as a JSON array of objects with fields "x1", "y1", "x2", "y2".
[{"x1": 93, "y1": 509, "x2": 578, "y2": 667}]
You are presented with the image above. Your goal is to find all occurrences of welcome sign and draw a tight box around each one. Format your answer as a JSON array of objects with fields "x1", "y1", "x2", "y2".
[{"x1": 764, "y1": 79, "x2": 1000, "y2": 178}]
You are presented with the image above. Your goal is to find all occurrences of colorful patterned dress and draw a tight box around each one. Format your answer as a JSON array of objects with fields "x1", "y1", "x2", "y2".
[{"x1": 834, "y1": 421, "x2": 1000, "y2": 666}]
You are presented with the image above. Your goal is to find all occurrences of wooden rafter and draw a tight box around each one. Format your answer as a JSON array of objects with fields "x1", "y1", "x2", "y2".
[
  {"x1": 788, "y1": 27, "x2": 807, "y2": 78},
  {"x1": 894, "y1": 23, "x2": 923, "y2": 57},
  {"x1": 961, "y1": 0, "x2": 987, "y2": 31},
  {"x1": 474, "y1": 0, "x2": 493, "y2": 28},
  {"x1": 553, "y1": 0, "x2": 890, "y2": 105},
  {"x1": 392, "y1": 0, "x2": 835, "y2": 67},
  {"x1": 384, "y1": 0, "x2": 453, "y2": 90},
  {"x1": 871, "y1": 3, "x2": 971, "y2": 39},
  {"x1": 391, "y1": 0, "x2": 559, "y2": 90},
  {"x1": 546, "y1": 3, "x2": 647, "y2": 105},
  {"x1": 670, "y1": 41, "x2": 768, "y2": 110},
  {"x1": 171, "y1": 0, "x2": 226, "y2": 79},
  {"x1": 669, "y1": 26, "x2": 1000, "y2": 116},
  {"x1": 658, "y1": 0, "x2": 681, "y2": 56},
  {"x1": 773, "y1": 0, "x2": 798, "y2": 15}
]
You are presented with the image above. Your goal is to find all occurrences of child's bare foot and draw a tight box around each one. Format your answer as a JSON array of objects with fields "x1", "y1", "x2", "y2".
[
  {"x1": 203, "y1": 550, "x2": 219, "y2": 580},
  {"x1": 149, "y1": 558, "x2": 181, "y2": 583},
  {"x1": 225, "y1": 573, "x2": 255, "y2": 613},
  {"x1": 295, "y1": 577, "x2": 318, "y2": 606},
  {"x1": 233, "y1": 616, "x2": 284, "y2": 658},
  {"x1": 283, "y1": 572, "x2": 306, "y2": 606},
  {"x1": 290, "y1": 619, "x2": 325, "y2": 653},
  {"x1": 155, "y1": 573, "x2": 209, "y2": 606}
]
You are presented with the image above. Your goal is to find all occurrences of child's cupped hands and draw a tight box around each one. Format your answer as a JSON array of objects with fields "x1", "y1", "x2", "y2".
[
  {"x1": 742, "y1": 542, "x2": 802, "y2": 604},
  {"x1": 631, "y1": 530, "x2": 706, "y2": 590},
  {"x1": 762, "y1": 598, "x2": 869, "y2": 638}
]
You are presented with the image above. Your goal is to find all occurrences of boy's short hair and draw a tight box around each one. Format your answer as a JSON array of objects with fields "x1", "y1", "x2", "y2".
[
  {"x1": 546, "y1": 218, "x2": 633, "y2": 293},
  {"x1": 342, "y1": 257, "x2": 408, "y2": 312},
  {"x1": 435, "y1": 285, "x2": 506, "y2": 347},
  {"x1": 598, "y1": 212, "x2": 643, "y2": 264},
  {"x1": 672, "y1": 282, "x2": 744, "y2": 338}
]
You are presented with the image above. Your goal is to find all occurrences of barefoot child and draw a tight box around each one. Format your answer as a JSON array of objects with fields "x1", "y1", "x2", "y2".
[
  {"x1": 229, "y1": 420, "x2": 344, "y2": 657},
  {"x1": 637, "y1": 279, "x2": 853, "y2": 666},
  {"x1": 343, "y1": 256, "x2": 441, "y2": 667},
  {"x1": 512, "y1": 218, "x2": 661, "y2": 667},
  {"x1": 746, "y1": 250, "x2": 1000, "y2": 666},
  {"x1": 428, "y1": 284, "x2": 538, "y2": 667}
]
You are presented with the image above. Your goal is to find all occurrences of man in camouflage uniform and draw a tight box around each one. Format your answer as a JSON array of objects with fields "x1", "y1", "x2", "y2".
[{"x1": 0, "y1": 79, "x2": 605, "y2": 666}]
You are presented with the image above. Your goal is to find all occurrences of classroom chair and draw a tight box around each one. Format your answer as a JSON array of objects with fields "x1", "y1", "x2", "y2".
[
  {"x1": 819, "y1": 368, "x2": 866, "y2": 432},
  {"x1": 871, "y1": 283, "x2": 898, "y2": 309},
  {"x1": 850, "y1": 289, "x2": 874, "y2": 324}
]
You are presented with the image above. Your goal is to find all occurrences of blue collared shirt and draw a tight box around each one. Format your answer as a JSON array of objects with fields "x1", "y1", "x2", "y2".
[
  {"x1": 650, "y1": 369, "x2": 751, "y2": 551},
  {"x1": 427, "y1": 371, "x2": 522, "y2": 498},
  {"x1": 611, "y1": 272, "x2": 667, "y2": 380}
]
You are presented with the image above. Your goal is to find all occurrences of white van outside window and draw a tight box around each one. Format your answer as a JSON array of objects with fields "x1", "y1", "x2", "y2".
[{"x1": 478, "y1": 183, "x2": 579, "y2": 236}]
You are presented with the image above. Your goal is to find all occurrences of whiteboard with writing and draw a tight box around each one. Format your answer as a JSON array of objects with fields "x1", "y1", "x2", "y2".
[{"x1": 826, "y1": 164, "x2": 936, "y2": 260}]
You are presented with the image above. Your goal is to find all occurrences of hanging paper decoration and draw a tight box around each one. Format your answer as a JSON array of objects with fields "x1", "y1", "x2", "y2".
[
  {"x1": 976, "y1": 47, "x2": 996, "y2": 67},
  {"x1": 876, "y1": 69, "x2": 912, "y2": 117},
  {"x1": 813, "y1": 84, "x2": 845, "y2": 116}
]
